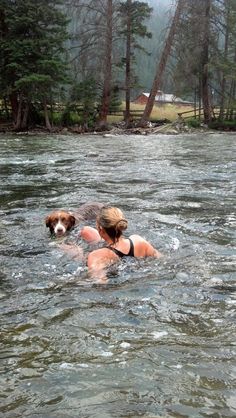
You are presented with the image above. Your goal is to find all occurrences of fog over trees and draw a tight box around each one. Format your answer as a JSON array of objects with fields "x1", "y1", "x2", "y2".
[{"x1": 1, "y1": 0, "x2": 236, "y2": 130}]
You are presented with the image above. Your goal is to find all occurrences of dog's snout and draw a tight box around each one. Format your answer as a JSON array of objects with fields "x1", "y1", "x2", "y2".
[{"x1": 54, "y1": 220, "x2": 67, "y2": 236}]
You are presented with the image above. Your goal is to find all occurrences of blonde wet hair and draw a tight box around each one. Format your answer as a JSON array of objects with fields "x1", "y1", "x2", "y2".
[{"x1": 97, "y1": 206, "x2": 128, "y2": 243}]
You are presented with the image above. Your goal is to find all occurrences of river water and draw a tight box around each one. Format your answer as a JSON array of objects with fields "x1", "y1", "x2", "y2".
[{"x1": 0, "y1": 132, "x2": 235, "y2": 417}]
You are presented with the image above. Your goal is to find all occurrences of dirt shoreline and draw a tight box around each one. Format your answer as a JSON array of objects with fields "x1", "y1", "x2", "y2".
[{"x1": 0, "y1": 121, "x2": 234, "y2": 136}]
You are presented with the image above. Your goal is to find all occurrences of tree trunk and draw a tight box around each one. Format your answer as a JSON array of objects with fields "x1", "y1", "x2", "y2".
[
  {"x1": 198, "y1": 73, "x2": 202, "y2": 120},
  {"x1": 229, "y1": 81, "x2": 235, "y2": 119},
  {"x1": 194, "y1": 87, "x2": 197, "y2": 119},
  {"x1": 22, "y1": 101, "x2": 29, "y2": 129},
  {"x1": 139, "y1": 0, "x2": 184, "y2": 126},
  {"x1": 1, "y1": 9, "x2": 17, "y2": 126},
  {"x1": 14, "y1": 93, "x2": 23, "y2": 130},
  {"x1": 219, "y1": 1, "x2": 229, "y2": 121},
  {"x1": 9, "y1": 92, "x2": 19, "y2": 125},
  {"x1": 226, "y1": 48, "x2": 236, "y2": 120},
  {"x1": 124, "y1": 0, "x2": 131, "y2": 127},
  {"x1": 43, "y1": 99, "x2": 52, "y2": 131},
  {"x1": 201, "y1": 0, "x2": 212, "y2": 124},
  {"x1": 98, "y1": 0, "x2": 113, "y2": 128},
  {"x1": 3, "y1": 97, "x2": 10, "y2": 119}
]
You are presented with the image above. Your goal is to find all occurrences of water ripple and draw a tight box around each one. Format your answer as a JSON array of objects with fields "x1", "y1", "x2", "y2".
[{"x1": 0, "y1": 133, "x2": 236, "y2": 417}]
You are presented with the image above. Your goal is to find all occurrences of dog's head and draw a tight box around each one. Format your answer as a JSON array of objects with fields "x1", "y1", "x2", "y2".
[{"x1": 45, "y1": 211, "x2": 76, "y2": 237}]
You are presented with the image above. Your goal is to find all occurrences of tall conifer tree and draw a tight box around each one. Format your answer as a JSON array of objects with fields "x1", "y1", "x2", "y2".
[
  {"x1": 0, "y1": 0, "x2": 69, "y2": 130},
  {"x1": 119, "y1": 0, "x2": 152, "y2": 126}
]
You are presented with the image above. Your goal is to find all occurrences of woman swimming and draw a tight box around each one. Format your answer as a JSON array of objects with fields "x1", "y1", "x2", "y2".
[{"x1": 80, "y1": 206, "x2": 162, "y2": 282}]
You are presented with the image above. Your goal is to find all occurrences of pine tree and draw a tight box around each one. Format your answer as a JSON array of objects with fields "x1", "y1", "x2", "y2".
[
  {"x1": 139, "y1": 0, "x2": 184, "y2": 126},
  {"x1": 68, "y1": 0, "x2": 120, "y2": 129},
  {"x1": 118, "y1": 0, "x2": 152, "y2": 126},
  {"x1": 215, "y1": 0, "x2": 236, "y2": 120},
  {"x1": 67, "y1": 0, "x2": 152, "y2": 128},
  {"x1": 201, "y1": 0, "x2": 212, "y2": 124},
  {"x1": 0, "y1": 0, "x2": 69, "y2": 130},
  {"x1": 172, "y1": 0, "x2": 236, "y2": 124},
  {"x1": 98, "y1": 0, "x2": 113, "y2": 128}
]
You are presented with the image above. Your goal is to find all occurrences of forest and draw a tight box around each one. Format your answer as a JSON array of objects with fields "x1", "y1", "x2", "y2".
[{"x1": 0, "y1": 0, "x2": 236, "y2": 131}]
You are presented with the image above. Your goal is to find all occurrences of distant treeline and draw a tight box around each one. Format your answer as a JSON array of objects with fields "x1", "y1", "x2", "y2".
[{"x1": 0, "y1": 0, "x2": 235, "y2": 131}]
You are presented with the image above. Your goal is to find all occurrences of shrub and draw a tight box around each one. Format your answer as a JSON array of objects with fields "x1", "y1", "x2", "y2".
[
  {"x1": 61, "y1": 108, "x2": 81, "y2": 126},
  {"x1": 186, "y1": 118, "x2": 201, "y2": 128},
  {"x1": 209, "y1": 119, "x2": 236, "y2": 130},
  {"x1": 51, "y1": 112, "x2": 62, "y2": 126},
  {"x1": 109, "y1": 86, "x2": 122, "y2": 112}
]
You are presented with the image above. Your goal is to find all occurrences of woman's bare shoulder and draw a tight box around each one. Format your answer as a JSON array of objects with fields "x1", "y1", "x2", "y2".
[
  {"x1": 129, "y1": 234, "x2": 145, "y2": 241},
  {"x1": 80, "y1": 226, "x2": 101, "y2": 243},
  {"x1": 129, "y1": 234, "x2": 148, "y2": 243},
  {"x1": 87, "y1": 247, "x2": 118, "y2": 263},
  {"x1": 88, "y1": 247, "x2": 111, "y2": 256},
  {"x1": 129, "y1": 234, "x2": 162, "y2": 258}
]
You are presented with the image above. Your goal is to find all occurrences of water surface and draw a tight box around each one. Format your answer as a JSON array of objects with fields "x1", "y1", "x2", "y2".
[{"x1": 0, "y1": 132, "x2": 236, "y2": 417}]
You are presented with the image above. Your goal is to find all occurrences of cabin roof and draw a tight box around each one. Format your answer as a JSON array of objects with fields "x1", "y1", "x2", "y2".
[{"x1": 141, "y1": 92, "x2": 186, "y2": 103}]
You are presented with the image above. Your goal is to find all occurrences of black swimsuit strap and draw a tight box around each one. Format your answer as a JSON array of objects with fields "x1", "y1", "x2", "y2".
[
  {"x1": 127, "y1": 237, "x2": 134, "y2": 257},
  {"x1": 108, "y1": 238, "x2": 134, "y2": 258}
]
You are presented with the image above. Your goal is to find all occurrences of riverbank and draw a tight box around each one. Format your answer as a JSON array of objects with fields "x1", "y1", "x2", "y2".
[{"x1": 0, "y1": 119, "x2": 235, "y2": 136}]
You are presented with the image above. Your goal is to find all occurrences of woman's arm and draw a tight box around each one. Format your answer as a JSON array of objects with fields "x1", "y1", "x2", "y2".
[
  {"x1": 58, "y1": 243, "x2": 84, "y2": 259},
  {"x1": 79, "y1": 226, "x2": 102, "y2": 243},
  {"x1": 147, "y1": 244, "x2": 163, "y2": 258},
  {"x1": 87, "y1": 248, "x2": 118, "y2": 283}
]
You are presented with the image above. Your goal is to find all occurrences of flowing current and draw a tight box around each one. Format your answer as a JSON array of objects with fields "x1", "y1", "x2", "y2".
[{"x1": 0, "y1": 132, "x2": 236, "y2": 417}]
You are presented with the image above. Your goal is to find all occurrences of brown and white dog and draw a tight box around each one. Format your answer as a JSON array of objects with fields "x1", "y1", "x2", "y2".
[{"x1": 45, "y1": 202, "x2": 104, "y2": 237}]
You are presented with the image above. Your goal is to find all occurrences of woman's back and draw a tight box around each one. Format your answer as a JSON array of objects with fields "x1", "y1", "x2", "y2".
[
  {"x1": 87, "y1": 234, "x2": 162, "y2": 282},
  {"x1": 83, "y1": 206, "x2": 162, "y2": 282}
]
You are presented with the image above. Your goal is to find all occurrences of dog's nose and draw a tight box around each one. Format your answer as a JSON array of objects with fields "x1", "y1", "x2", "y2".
[{"x1": 56, "y1": 228, "x2": 64, "y2": 235}]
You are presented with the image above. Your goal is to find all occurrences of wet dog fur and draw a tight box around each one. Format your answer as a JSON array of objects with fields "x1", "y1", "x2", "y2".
[{"x1": 45, "y1": 202, "x2": 104, "y2": 237}]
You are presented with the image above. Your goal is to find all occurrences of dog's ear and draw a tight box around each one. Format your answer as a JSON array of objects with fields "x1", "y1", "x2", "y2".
[
  {"x1": 69, "y1": 215, "x2": 76, "y2": 228},
  {"x1": 45, "y1": 215, "x2": 51, "y2": 227}
]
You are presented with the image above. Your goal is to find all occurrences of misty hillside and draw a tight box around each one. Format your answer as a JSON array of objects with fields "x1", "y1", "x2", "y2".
[{"x1": 135, "y1": 0, "x2": 175, "y2": 95}]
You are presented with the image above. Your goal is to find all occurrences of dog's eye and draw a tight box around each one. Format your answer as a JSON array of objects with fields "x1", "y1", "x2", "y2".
[{"x1": 53, "y1": 218, "x2": 58, "y2": 225}]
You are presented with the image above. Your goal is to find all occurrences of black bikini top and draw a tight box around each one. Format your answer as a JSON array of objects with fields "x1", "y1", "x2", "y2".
[{"x1": 108, "y1": 238, "x2": 134, "y2": 258}]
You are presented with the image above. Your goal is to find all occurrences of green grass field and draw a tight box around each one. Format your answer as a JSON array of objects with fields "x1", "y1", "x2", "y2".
[
  {"x1": 0, "y1": 99, "x2": 196, "y2": 126},
  {"x1": 108, "y1": 102, "x2": 195, "y2": 123}
]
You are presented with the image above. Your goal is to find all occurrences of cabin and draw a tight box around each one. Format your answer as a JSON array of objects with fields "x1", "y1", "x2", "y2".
[{"x1": 134, "y1": 91, "x2": 193, "y2": 106}]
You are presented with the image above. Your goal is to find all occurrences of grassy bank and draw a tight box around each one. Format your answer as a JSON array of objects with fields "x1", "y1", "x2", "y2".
[{"x1": 107, "y1": 102, "x2": 195, "y2": 123}]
